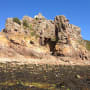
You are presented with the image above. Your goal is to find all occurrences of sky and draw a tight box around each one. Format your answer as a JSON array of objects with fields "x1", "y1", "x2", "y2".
[{"x1": 0, "y1": 0, "x2": 90, "y2": 40}]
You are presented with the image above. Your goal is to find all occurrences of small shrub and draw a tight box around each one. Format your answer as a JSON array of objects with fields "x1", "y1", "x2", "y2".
[
  {"x1": 85, "y1": 40, "x2": 90, "y2": 51},
  {"x1": 35, "y1": 34, "x2": 39, "y2": 39},
  {"x1": 31, "y1": 31, "x2": 35, "y2": 36},
  {"x1": 13, "y1": 17, "x2": 21, "y2": 25},
  {"x1": 30, "y1": 31, "x2": 39, "y2": 38},
  {"x1": 35, "y1": 17, "x2": 39, "y2": 20},
  {"x1": 29, "y1": 24, "x2": 32, "y2": 30},
  {"x1": 23, "y1": 20, "x2": 29, "y2": 28}
]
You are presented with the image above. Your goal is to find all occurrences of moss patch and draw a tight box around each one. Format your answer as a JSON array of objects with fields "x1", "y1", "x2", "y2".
[{"x1": 0, "y1": 81, "x2": 56, "y2": 90}]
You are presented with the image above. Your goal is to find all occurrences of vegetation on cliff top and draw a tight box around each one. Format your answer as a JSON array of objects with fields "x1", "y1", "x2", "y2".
[
  {"x1": 23, "y1": 20, "x2": 29, "y2": 28},
  {"x1": 13, "y1": 17, "x2": 21, "y2": 25}
]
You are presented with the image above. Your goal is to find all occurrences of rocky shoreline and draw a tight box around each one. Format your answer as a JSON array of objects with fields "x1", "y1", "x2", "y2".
[{"x1": 0, "y1": 58, "x2": 90, "y2": 90}]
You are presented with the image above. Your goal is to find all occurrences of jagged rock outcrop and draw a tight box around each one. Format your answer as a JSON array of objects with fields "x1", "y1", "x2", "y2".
[
  {"x1": 23, "y1": 16, "x2": 33, "y2": 23},
  {"x1": 34, "y1": 13, "x2": 46, "y2": 20},
  {"x1": 54, "y1": 15, "x2": 88, "y2": 60},
  {"x1": 1, "y1": 13, "x2": 89, "y2": 60}
]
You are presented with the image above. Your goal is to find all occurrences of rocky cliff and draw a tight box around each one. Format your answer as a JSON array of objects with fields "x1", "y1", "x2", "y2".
[{"x1": 0, "y1": 13, "x2": 89, "y2": 60}]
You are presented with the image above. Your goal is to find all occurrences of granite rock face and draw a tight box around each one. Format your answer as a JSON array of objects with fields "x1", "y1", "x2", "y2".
[{"x1": 1, "y1": 13, "x2": 89, "y2": 60}]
